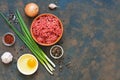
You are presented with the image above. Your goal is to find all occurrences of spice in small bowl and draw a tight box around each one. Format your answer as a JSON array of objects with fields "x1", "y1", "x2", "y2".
[
  {"x1": 2, "y1": 32, "x2": 15, "y2": 46},
  {"x1": 50, "y1": 45, "x2": 64, "y2": 59}
]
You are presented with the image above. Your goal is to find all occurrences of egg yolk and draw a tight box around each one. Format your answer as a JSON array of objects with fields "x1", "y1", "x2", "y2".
[{"x1": 27, "y1": 58, "x2": 36, "y2": 68}]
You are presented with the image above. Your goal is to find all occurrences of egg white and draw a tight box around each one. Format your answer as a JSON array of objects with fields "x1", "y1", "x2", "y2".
[{"x1": 17, "y1": 54, "x2": 38, "y2": 75}]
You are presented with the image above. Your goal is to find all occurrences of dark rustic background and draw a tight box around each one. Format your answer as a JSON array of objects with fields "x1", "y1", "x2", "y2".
[{"x1": 0, "y1": 0, "x2": 120, "y2": 80}]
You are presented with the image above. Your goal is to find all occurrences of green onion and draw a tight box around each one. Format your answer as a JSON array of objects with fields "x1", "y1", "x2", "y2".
[{"x1": 0, "y1": 10, "x2": 55, "y2": 74}]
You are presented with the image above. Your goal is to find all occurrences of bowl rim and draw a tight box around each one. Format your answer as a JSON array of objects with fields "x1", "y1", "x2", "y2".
[
  {"x1": 17, "y1": 54, "x2": 38, "y2": 75},
  {"x1": 30, "y1": 13, "x2": 63, "y2": 46},
  {"x1": 50, "y1": 45, "x2": 64, "y2": 59},
  {"x1": 2, "y1": 32, "x2": 15, "y2": 46}
]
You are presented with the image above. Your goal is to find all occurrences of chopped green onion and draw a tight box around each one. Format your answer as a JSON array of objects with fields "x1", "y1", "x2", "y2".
[{"x1": 0, "y1": 10, "x2": 55, "y2": 74}]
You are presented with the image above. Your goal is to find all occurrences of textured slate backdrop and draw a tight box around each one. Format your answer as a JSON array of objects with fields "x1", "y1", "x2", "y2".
[{"x1": 0, "y1": 0, "x2": 120, "y2": 80}]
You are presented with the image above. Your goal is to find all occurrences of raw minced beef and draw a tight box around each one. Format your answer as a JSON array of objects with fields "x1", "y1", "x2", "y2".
[{"x1": 32, "y1": 15, "x2": 62, "y2": 44}]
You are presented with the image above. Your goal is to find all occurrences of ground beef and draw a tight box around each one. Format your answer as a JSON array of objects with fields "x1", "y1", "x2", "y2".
[{"x1": 32, "y1": 14, "x2": 62, "y2": 44}]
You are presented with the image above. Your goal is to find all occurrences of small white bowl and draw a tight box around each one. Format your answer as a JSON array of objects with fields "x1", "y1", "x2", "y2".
[
  {"x1": 2, "y1": 32, "x2": 15, "y2": 46},
  {"x1": 50, "y1": 45, "x2": 64, "y2": 59},
  {"x1": 17, "y1": 54, "x2": 38, "y2": 75}
]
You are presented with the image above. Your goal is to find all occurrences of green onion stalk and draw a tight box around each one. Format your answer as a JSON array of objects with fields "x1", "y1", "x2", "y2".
[{"x1": 0, "y1": 10, "x2": 55, "y2": 75}]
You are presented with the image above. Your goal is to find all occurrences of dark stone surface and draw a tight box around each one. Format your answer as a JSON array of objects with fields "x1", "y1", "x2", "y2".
[{"x1": 0, "y1": 0, "x2": 120, "y2": 80}]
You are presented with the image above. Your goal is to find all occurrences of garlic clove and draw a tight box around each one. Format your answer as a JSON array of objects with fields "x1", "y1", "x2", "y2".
[
  {"x1": 48, "y1": 3, "x2": 58, "y2": 10},
  {"x1": 1, "y1": 52, "x2": 13, "y2": 64}
]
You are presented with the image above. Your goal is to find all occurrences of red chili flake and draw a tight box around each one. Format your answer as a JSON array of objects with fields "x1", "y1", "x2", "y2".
[{"x1": 4, "y1": 34, "x2": 14, "y2": 44}]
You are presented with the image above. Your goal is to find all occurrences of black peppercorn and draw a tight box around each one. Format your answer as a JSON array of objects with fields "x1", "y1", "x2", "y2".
[
  {"x1": 50, "y1": 45, "x2": 64, "y2": 59},
  {"x1": 51, "y1": 46, "x2": 62, "y2": 57}
]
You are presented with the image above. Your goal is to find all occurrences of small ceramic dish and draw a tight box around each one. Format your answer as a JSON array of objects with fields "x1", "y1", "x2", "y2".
[
  {"x1": 17, "y1": 54, "x2": 38, "y2": 75},
  {"x1": 50, "y1": 45, "x2": 64, "y2": 59},
  {"x1": 2, "y1": 32, "x2": 15, "y2": 46}
]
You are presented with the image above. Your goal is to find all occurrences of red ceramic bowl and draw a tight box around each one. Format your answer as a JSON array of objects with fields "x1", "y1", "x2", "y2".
[{"x1": 30, "y1": 13, "x2": 63, "y2": 46}]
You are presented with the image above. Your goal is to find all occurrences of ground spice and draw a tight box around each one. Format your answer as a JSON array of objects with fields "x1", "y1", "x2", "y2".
[{"x1": 4, "y1": 34, "x2": 14, "y2": 44}]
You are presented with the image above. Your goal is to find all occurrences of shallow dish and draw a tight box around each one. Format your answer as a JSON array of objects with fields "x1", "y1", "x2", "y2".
[
  {"x1": 17, "y1": 54, "x2": 38, "y2": 75},
  {"x1": 2, "y1": 32, "x2": 15, "y2": 46},
  {"x1": 50, "y1": 45, "x2": 64, "y2": 59}
]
